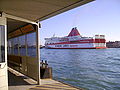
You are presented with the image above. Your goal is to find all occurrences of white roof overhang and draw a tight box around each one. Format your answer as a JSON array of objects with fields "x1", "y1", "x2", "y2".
[
  {"x1": 0, "y1": 0, "x2": 94, "y2": 22},
  {"x1": 0, "y1": 0, "x2": 94, "y2": 33}
]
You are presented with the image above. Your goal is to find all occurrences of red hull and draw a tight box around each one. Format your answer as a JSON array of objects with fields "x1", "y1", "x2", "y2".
[{"x1": 46, "y1": 47, "x2": 107, "y2": 49}]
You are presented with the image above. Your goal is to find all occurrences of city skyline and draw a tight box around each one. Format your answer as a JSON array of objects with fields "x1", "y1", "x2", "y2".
[{"x1": 40, "y1": 0, "x2": 120, "y2": 45}]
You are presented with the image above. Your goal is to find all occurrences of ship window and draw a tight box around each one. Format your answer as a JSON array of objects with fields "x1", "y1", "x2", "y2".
[
  {"x1": 63, "y1": 45, "x2": 69, "y2": 47},
  {"x1": 55, "y1": 45, "x2": 62, "y2": 47}
]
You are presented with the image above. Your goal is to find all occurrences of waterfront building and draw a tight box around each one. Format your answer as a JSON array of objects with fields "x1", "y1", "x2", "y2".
[{"x1": 106, "y1": 41, "x2": 120, "y2": 48}]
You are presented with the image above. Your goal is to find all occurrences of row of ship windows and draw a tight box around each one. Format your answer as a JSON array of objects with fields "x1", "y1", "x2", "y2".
[
  {"x1": 46, "y1": 41, "x2": 106, "y2": 45},
  {"x1": 46, "y1": 42, "x2": 60, "y2": 44},
  {"x1": 55, "y1": 45, "x2": 69, "y2": 47}
]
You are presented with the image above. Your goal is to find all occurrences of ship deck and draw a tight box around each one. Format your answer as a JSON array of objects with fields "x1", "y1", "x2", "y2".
[{"x1": 8, "y1": 67, "x2": 82, "y2": 90}]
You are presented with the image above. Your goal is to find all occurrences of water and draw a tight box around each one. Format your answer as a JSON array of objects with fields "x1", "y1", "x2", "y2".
[{"x1": 40, "y1": 48, "x2": 120, "y2": 90}]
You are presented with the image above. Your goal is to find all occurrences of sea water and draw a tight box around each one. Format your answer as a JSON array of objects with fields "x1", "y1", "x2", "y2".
[{"x1": 40, "y1": 48, "x2": 120, "y2": 90}]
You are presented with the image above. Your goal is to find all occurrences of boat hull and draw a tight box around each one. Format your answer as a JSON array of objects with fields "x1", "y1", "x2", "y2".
[
  {"x1": 45, "y1": 43, "x2": 106, "y2": 49},
  {"x1": 46, "y1": 47, "x2": 107, "y2": 49}
]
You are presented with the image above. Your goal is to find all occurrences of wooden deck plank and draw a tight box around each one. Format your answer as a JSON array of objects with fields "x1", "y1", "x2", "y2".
[{"x1": 29, "y1": 79, "x2": 81, "y2": 90}]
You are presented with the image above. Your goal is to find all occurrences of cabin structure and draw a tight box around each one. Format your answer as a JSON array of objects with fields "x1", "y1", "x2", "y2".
[{"x1": 0, "y1": 0, "x2": 94, "y2": 90}]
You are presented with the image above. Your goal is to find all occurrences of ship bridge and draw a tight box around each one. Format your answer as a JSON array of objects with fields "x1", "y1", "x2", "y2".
[{"x1": 0, "y1": 0, "x2": 94, "y2": 90}]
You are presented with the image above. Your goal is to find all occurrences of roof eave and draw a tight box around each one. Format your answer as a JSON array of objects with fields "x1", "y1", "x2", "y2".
[{"x1": 36, "y1": 0, "x2": 94, "y2": 22}]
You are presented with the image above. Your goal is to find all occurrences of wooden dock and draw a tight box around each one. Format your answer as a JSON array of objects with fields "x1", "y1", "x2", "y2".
[
  {"x1": 8, "y1": 67, "x2": 82, "y2": 90},
  {"x1": 29, "y1": 79, "x2": 81, "y2": 90}
]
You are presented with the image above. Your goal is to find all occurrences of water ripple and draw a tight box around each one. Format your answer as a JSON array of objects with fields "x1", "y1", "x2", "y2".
[{"x1": 41, "y1": 48, "x2": 120, "y2": 90}]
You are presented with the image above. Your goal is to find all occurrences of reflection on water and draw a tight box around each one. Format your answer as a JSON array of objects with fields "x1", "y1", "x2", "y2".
[{"x1": 41, "y1": 48, "x2": 120, "y2": 90}]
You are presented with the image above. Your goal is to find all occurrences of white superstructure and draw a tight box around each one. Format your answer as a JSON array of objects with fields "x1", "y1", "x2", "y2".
[{"x1": 45, "y1": 27, "x2": 106, "y2": 49}]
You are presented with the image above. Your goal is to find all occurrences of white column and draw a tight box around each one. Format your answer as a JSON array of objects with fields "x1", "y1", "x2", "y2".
[
  {"x1": 36, "y1": 23, "x2": 41, "y2": 84},
  {"x1": 0, "y1": 12, "x2": 8, "y2": 90}
]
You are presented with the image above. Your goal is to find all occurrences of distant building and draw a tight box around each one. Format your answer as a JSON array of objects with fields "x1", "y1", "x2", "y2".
[{"x1": 106, "y1": 41, "x2": 120, "y2": 48}]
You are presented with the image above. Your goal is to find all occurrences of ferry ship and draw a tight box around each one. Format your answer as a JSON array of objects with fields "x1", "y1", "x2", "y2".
[{"x1": 45, "y1": 27, "x2": 106, "y2": 49}]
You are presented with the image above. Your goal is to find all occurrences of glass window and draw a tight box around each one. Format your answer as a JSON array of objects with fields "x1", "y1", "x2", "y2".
[
  {"x1": 19, "y1": 35, "x2": 26, "y2": 56},
  {"x1": 7, "y1": 40, "x2": 11, "y2": 54},
  {"x1": 14, "y1": 37, "x2": 19, "y2": 55},
  {"x1": 0, "y1": 25, "x2": 5, "y2": 62},
  {"x1": 27, "y1": 32, "x2": 36, "y2": 57},
  {"x1": 10, "y1": 39, "x2": 14, "y2": 55},
  {"x1": 8, "y1": 39, "x2": 12, "y2": 54},
  {"x1": 7, "y1": 32, "x2": 37, "y2": 57}
]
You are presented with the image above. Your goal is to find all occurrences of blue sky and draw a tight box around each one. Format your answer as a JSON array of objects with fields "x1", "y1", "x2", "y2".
[{"x1": 40, "y1": 0, "x2": 120, "y2": 45}]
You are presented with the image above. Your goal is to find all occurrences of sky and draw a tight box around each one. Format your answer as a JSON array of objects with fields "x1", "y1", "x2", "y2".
[{"x1": 39, "y1": 0, "x2": 120, "y2": 45}]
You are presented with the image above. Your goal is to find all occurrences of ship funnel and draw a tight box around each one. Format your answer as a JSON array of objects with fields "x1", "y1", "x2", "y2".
[{"x1": 68, "y1": 27, "x2": 80, "y2": 37}]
